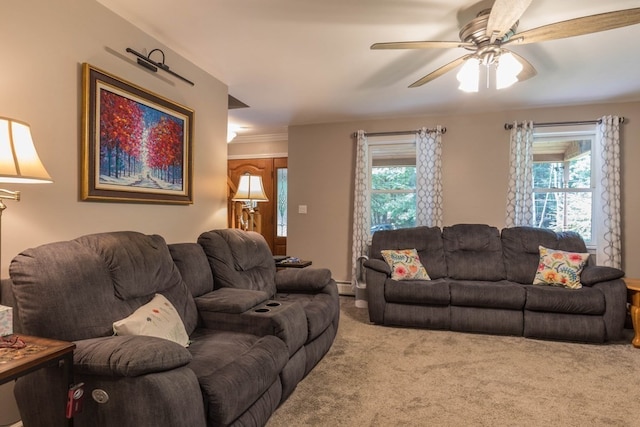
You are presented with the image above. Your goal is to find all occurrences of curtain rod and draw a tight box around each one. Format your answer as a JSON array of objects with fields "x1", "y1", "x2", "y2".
[
  {"x1": 504, "y1": 117, "x2": 625, "y2": 130},
  {"x1": 352, "y1": 127, "x2": 446, "y2": 138}
]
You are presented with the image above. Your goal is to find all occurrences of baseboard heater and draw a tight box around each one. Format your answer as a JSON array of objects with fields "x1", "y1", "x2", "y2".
[{"x1": 335, "y1": 281, "x2": 354, "y2": 296}]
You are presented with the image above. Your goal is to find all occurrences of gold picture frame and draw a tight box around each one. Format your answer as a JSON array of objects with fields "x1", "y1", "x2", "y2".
[{"x1": 81, "y1": 63, "x2": 194, "y2": 204}]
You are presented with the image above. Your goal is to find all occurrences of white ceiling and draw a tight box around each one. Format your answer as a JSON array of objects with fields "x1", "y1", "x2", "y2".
[{"x1": 98, "y1": 0, "x2": 640, "y2": 138}]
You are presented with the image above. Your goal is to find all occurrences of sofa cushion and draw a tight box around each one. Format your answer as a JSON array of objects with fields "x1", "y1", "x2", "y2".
[
  {"x1": 443, "y1": 224, "x2": 506, "y2": 281},
  {"x1": 198, "y1": 229, "x2": 277, "y2": 295},
  {"x1": 381, "y1": 249, "x2": 430, "y2": 281},
  {"x1": 10, "y1": 231, "x2": 199, "y2": 341},
  {"x1": 502, "y1": 227, "x2": 588, "y2": 284},
  {"x1": 384, "y1": 278, "x2": 450, "y2": 305},
  {"x1": 75, "y1": 232, "x2": 176, "y2": 299},
  {"x1": 449, "y1": 280, "x2": 526, "y2": 310},
  {"x1": 169, "y1": 243, "x2": 214, "y2": 298},
  {"x1": 525, "y1": 285, "x2": 605, "y2": 314},
  {"x1": 533, "y1": 246, "x2": 590, "y2": 289},
  {"x1": 113, "y1": 294, "x2": 190, "y2": 346},
  {"x1": 370, "y1": 226, "x2": 447, "y2": 279}
]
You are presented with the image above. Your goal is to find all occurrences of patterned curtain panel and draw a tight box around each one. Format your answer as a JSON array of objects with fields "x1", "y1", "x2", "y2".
[
  {"x1": 415, "y1": 126, "x2": 443, "y2": 228},
  {"x1": 351, "y1": 130, "x2": 370, "y2": 290},
  {"x1": 595, "y1": 116, "x2": 622, "y2": 268},
  {"x1": 505, "y1": 120, "x2": 534, "y2": 227}
]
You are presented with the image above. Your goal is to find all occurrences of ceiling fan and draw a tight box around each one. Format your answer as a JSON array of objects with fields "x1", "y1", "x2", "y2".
[{"x1": 371, "y1": 0, "x2": 640, "y2": 90}]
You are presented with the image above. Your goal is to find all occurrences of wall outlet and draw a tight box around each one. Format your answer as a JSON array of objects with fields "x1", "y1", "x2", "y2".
[{"x1": 298, "y1": 205, "x2": 307, "y2": 214}]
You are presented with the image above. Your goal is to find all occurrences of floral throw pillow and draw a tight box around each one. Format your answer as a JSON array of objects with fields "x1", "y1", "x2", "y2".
[
  {"x1": 533, "y1": 246, "x2": 590, "y2": 289},
  {"x1": 381, "y1": 249, "x2": 431, "y2": 281}
]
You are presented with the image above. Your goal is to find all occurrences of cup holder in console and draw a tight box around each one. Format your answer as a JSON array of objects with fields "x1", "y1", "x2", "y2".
[{"x1": 254, "y1": 301, "x2": 282, "y2": 313}]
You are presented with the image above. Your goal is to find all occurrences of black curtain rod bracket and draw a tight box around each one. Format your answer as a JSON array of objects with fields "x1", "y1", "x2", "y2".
[
  {"x1": 504, "y1": 117, "x2": 625, "y2": 130},
  {"x1": 353, "y1": 127, "x2": 446, "y2": 138},
  {"x1": 126, "y1": 47, "x2": 195, "y2": 86}
]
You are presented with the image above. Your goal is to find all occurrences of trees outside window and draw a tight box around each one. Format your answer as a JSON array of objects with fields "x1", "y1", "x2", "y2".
[
  {"x1": 533, "y1": 134, "x2": 594, "y2": 244},
  {"x1": 371, "y1": 166, "x2": 416, "y2": 231},
  {"x1": 369, "y1": 141, "x2": 416, "y2": 234}
]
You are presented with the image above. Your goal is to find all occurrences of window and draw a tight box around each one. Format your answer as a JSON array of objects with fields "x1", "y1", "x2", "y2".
[
  {"x1": 533, "y1": 130, "x2": 595, "y2": 245},
  {"x1": 369, "y1": 138, "x2": 416, "y2": 234},
  {"x1": 276, "y1": 167, "x2": 287, "y2": 237}
]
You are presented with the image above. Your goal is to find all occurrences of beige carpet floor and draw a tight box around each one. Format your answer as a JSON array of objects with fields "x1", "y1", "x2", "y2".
[{"x1": 267, "y1": 296, "x2": 640, "y2": 426}]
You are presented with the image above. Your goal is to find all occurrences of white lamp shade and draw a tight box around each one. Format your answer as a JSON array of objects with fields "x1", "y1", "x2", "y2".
[
  {"x1": 0, "y1": 117, "x2": 52, "y2": 183},
  {"x1": 456, "y1": 58, "x2": 480, "y2": 93},
  {"x1": 496, "y1": 52, "x2": 523, "y2": 90},
  {"x1": 232, "y1": 174, "x2": 268, "y2": 202}
]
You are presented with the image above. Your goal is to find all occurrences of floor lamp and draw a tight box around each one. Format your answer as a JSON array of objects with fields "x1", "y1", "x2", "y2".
[
  {"x1": 0, "y1": 117, "x2": 52, "y2": 425},
  {"x1": 232, "y1": 173, "x2": 268, "y2": 232},
  {"x1": 0, "y1": 117, "x2": 53, "y2": 272}
]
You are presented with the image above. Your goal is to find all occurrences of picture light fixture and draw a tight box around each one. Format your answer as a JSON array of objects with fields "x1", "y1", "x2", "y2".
[{"x1": 126, "y1": 47, "x2": 195, "y2": 86}]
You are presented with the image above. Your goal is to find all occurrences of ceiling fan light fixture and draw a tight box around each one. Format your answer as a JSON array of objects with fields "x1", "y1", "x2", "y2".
[
  {"x1": 495, "y1": 51, "x2": 523, "y2": 89},
  {"x1": 456, "y1": 57, "x2": 480, "y2": 92}
]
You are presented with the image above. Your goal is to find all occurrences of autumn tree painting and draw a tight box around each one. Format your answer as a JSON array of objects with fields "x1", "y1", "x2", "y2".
[{"x1": 98, "y1": 88, "x2": 185, "y2": 191}]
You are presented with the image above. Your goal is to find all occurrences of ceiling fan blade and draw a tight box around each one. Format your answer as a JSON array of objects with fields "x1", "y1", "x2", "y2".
[
  {"x1": 486, "y1": 0, "x2": 533, "y2": 43},
  {"x1": 507, "y1": 50, "x2": 537, "y2": 82},
  {"x1": 409, "y1": 55, "x2": 473, "y2": 88},
  {"x1": 506, "y1": 7, "x2": 640, "y2": 45},
  {"x1": 371, "y1": 41, "x2": 474, "y2": 50}
]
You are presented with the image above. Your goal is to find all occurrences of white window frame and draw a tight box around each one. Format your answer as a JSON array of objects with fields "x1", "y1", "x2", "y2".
[{"x1": 533, "y1": 127, "x2": 596, "y2": 248}]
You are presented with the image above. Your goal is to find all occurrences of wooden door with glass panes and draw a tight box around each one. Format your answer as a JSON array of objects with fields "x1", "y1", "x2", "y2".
[{"x1": 228, "y1": 158, "x2": 287, "y2": 255}]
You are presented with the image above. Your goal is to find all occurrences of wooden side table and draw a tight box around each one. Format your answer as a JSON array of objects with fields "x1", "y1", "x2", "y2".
[
  {"x1": 624, "y1": 278, "x2": 640, "y2": 348},
  {"x1": 0, "y1": 334, "x2": 76, "y2": 425}
]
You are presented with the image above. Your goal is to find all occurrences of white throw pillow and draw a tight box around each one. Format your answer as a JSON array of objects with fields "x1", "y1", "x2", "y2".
[{"x1": 113, "y1": 294, "x2": 190, "y2": 347}]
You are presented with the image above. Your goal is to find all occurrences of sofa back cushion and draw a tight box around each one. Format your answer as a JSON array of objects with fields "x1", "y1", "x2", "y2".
[
  {"x1": 169, "y1": 243, "x2": 214, "y2": 298},
  {"x1": 369, "y1": 226, "x2": 447, "y2": 279},
  {"x1": 501, "y1": 226, "x2": 588, "y2": 284},
  {"x1": 197, "y1": 229, "x2": 277, "y2": 296},
  {"x1": 9, "y1": 231, "x2": 198, "y2": 341},
  {"x1": 443, "y1": 224, "x2": 506, "y2": 281}
]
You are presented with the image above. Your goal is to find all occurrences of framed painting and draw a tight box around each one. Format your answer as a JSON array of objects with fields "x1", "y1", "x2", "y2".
[{"x1": 81, "y1": 63, "x2": 194, "y2": 204}]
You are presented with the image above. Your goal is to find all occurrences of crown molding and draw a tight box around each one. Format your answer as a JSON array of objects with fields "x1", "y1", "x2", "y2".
[
  {"x1": 231, "y1": 132, "x2": 288, "y2": 144},
  {"x1": 227, "y1": 153, "x2": 288, "y2": 160}
]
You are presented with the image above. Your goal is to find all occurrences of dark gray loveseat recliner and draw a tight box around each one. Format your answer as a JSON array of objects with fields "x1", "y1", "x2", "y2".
[
  {"x1": 364, "y1": 224, "x2": 626, "y2": 343},
  {"x1": 5, "y1": 228, "x2": 339, "y2": 427}
]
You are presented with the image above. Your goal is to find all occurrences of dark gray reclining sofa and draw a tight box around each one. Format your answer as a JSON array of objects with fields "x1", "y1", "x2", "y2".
[
  {"x1": 364, "y1": 224, "x2": 626, "y2": 343},
  {"x1": 4, "y1": 229, "x2": 339, "y2": 427}
]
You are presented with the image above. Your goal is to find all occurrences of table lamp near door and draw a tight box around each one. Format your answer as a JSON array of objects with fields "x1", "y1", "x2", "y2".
[
  {"x1": 0, "y1": 117, "x2": 53, "y2": 267},
  {"x1": 232, "y1": 173, "x2": 268, "y2": 232}
]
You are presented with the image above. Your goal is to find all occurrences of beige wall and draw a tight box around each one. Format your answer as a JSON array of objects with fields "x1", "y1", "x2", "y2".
[
  {"x1": 228, "y1": 138, "x2": 288, "y2": 159},
  {"x1": 0, "y1": 0, "x2": 229, "y2": 278},
  {"x1": 288, "y1": 102, "x2": 640, "y2": 282}
]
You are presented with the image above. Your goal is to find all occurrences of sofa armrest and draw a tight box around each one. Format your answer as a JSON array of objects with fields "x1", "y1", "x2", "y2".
[
  {"x1": 73, "y1": 336, "x2": 192, "y2": 377},
  {"x1": 363, "y1": 259, "x2": 391, "y2": 324},
  {"x1": 580, "y1": 265, "x2": 625, "y2": 286},
  {"x1": 196, "y1": 299, "x2": 308, "y2": 356},
  {"x1": 195, "y1": 288, "x2": 270, "y2": 314},
  {"x1": 275, "y1": 267, "x2": 332, "y2": 292},
  {"x1": 364, "y1": 258, "x2": 391, "y2": 276}
]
